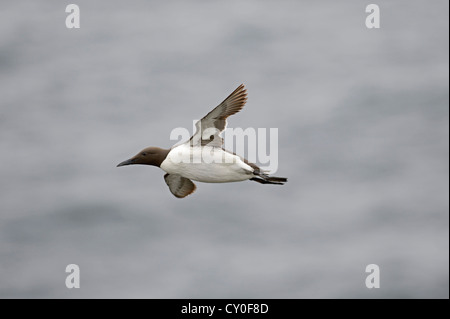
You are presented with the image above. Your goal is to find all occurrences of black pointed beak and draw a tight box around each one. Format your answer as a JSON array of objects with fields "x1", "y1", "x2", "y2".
[{"x1": 117, "y1": 158, "x2": 135, "y2": 167}]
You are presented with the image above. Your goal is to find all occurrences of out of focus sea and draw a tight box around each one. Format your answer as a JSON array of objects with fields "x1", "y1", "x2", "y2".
[{"x1": 0, "y1": 1, "x2": 448, "y2": 298}]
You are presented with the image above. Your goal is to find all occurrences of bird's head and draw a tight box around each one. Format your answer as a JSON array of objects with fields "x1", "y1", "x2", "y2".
[{"x1": 117, "y1": 147, "x2": 169, "y2": 168}]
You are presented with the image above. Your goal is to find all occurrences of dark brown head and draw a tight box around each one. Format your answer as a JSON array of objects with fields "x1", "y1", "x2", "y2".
[{"x1": 117, "y1": 147, "x2": 170, "y2": 168}]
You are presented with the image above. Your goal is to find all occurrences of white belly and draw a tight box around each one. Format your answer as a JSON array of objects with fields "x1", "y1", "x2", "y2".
[{"x1": 160, "y1": 144, "x2": 254, "y2": 183}]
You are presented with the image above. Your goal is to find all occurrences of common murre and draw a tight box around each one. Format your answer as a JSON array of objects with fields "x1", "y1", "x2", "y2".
[{"x1": 117, "y1": 84, "x2": 287, "y2": 198}]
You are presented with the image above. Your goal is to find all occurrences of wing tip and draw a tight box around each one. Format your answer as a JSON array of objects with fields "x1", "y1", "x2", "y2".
[
  {"x1": 228, "y1": 83, "x2": 248, "y2": 103},
  {"x1": 174, "y1": 184, "x2": 196, "y2": 198}
]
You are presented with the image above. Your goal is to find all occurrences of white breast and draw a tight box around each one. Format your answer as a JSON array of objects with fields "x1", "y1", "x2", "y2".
[{"x1": 160, "y1": 144, "x2": 254, "y2": 183}]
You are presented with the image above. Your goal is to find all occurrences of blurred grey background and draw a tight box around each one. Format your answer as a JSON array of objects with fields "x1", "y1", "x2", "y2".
[{"x1": 0, "y1": 0, "x2": 448, "y2": 298}]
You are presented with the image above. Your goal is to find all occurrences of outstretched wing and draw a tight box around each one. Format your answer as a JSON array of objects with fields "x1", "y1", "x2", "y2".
[
  {"x1": 189, "y1": 84, "x2": 247, "y2": 147},
  {"x1": 164, "y1": 174, "x2": 196, "y2": 198}
]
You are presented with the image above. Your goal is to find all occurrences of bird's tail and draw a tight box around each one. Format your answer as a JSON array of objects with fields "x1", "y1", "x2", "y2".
[{"x1": 250, "y1": 175, "x2": 287, "y2": 185}]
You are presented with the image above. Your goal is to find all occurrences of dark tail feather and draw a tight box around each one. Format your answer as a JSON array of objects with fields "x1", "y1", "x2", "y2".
[
  {"x1": 265, "y1": 176, "x2": 288, "y2": 183},
  {"x1": 250, "y1": 175, "x2": 287, "y2": 185}
]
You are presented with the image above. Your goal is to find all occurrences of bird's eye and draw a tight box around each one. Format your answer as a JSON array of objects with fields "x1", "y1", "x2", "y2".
[{"x1": 142, "y1": 152, "x2": 147, "y2": 156}]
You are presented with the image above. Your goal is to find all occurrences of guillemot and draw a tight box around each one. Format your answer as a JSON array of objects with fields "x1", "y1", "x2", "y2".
[{"x1": 117, "y1": 84, "x2": 287, "y2": 198}]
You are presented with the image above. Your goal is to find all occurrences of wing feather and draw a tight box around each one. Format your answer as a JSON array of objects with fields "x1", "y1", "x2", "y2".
[
  {"x1": 189, "y1": 84, "x2": 247, "y2": 147},
  {"x1": 164, "y1": 174, "x2": 196, "y2": 198}
]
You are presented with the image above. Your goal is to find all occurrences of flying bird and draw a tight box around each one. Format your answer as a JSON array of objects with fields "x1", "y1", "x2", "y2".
[{"x1": 117, "y1": 84, "x2": 287, "y2": 198}]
